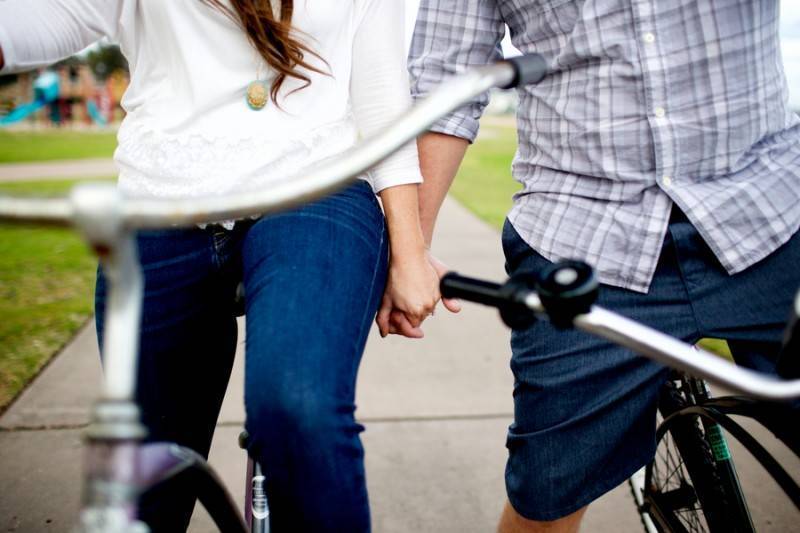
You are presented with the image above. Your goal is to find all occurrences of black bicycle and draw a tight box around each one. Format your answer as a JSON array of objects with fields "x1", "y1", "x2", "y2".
[{"x1": 440, "y1": 261, "x2": 800, "y2": 533}]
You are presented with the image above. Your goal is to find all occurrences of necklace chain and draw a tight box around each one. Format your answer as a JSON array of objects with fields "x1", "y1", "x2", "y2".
[{"x1": 246, "y1": 53, "x2": 268, "y2": 111}]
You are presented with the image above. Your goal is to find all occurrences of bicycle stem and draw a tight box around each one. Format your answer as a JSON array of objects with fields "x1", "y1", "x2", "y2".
[
  {"x1": 96, "y1": 234, "x2": 143, "y2": 401},
  {"x1": 70, "y1": 188, "x2": 149, "y2": 531}
]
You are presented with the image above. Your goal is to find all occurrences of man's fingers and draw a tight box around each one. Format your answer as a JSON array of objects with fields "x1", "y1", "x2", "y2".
[
  {"x1": 442, "y1": 297, "x2": 462, "y2": 313},
  {"x1": 428, "y1": 253, "x2": 462, "y2": 314}
]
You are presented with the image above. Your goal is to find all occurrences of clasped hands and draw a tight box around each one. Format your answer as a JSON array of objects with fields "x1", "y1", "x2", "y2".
[{"x1": 376, "y1": 252, "x2": 461, "y2": 338}]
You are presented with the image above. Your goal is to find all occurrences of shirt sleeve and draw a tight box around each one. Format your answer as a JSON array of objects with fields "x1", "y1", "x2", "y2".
[
  {"x1": 0, "y1": 0, "x2": 126, "y2": 74},
  {"x1": 408, "y1": 0, "x2": 505, "y2": 143},
  {"x1": 350, "y1": 0, "x2": 424, "y2": 193}
]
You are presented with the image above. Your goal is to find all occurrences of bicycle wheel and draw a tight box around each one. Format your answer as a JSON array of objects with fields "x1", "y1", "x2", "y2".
[{"x1": 637, "y1": 377, "x2": 754, "y2": 533}]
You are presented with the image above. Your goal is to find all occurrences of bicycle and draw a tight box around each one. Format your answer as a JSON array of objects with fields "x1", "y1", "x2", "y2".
[
  {"x1": 439, "y1": 262, "x2": 800, "y2": 533},
  {"x1": 0, "y1": 55, "x2": 548, "y2": 532}
]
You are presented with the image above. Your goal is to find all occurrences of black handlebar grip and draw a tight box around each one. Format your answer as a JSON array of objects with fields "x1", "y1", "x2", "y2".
[
  {"x1": 441, "y1": 272, "x2": 538, "y2": 329},
  {"x1": 441, "y1": 273, "x2": 506, "y2": 308},
  {"x1": 502, "y1": 53, "x2": 548, "y2": 89}
]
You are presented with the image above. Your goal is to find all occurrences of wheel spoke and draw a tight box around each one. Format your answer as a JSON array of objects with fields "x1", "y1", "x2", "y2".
[{"x1": 644, "y1": 379, "x2": 718, "y2": 533}]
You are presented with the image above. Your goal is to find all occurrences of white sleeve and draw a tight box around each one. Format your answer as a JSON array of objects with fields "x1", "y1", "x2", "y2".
[
  {"x1": 350, "y1": 0, "x2": 424, "y2": 193},
  {"x1": 0, "y1": 0, "x2": 126, "y2": 74}
]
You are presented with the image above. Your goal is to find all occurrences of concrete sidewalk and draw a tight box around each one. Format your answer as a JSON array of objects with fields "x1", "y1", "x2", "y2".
[
  {"x1": 0, "y1": 158, "x2": 117, "y2": 182},
  {"x1": 2, "y1": 197, "x2": 796, "y2": 532}
]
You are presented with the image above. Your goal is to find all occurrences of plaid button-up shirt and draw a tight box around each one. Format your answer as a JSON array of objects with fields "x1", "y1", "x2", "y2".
[{"x1": 409, "y1": 0, "x2": 800, "y2": 292}]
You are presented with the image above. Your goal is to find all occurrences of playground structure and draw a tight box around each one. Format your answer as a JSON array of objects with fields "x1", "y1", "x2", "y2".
[{"x1": 0, "y1": 64, "x2": 128, "y2": 128}]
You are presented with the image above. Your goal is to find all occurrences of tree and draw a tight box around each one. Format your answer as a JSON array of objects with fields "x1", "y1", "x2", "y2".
[
  {"x1": 0, "y1": 74, "x2": 17, "y2": 88},
  {"x1": 87, "y1": 45, "x2": 129, "y2": 81}
]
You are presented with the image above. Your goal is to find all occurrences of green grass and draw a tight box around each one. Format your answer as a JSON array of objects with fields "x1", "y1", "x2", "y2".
[
  {"x1": 0, "y1": 131, "x2": 117, "y2": 163},
  {"x1": 450, "y1": 121, "x2": 521, "y2": 230},
  {"x1": 0, "y1": 179, "x2": 105, "y2": 411},
  {"x1": 697, "y1": 338, "x2": 733, "y2": 361}
]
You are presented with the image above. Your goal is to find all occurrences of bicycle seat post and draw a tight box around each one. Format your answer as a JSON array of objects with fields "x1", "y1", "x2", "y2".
[{"x1": 71, "y1": 183, "x2": 149, "y2": 532}]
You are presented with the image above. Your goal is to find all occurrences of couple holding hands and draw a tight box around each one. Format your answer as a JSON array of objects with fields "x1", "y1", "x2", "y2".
[{"x1": 2, "y1": 1, "x2": 799, "y2": 532}]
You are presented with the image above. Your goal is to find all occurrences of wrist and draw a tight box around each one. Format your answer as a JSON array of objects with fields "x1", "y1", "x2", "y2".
[{"x1": 390, "y1": 237, "x2": 427, "y2": 260}]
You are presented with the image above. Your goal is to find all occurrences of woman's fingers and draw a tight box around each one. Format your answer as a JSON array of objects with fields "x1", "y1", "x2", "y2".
[
  {"x1": 379, "y1": 298, "x2": 426, "y2": 339},
  {"x1": 376, "y1": 298, "x2": 393, "y2": 338},
  {"x1": 399, "y1": 300, "x2": 437, "y2": 327},
  {"x1": 406, "y1": 312, "x2": 423, "y2": 328},
  {"x1": 390, "y1": 310, "x2": 424, "y2": 338}
]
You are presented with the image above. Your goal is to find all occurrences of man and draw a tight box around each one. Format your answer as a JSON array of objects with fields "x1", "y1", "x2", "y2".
[{"x1": 404, "y1": 1, "x2": 800, "y2": 531}]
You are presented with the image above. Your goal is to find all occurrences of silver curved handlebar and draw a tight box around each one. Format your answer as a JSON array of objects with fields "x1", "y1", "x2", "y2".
[{"x1": 0, "y1": 62, "x2": 517, "y2": 229}]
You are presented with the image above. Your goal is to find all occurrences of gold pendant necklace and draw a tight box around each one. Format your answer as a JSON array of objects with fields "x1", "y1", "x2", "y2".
[
  {"x1": 246, "y1": 57, "x2": 268, "y2": 111},
  {"x1": 246, "y1": 80, "x2": 268, "y2": 111}
]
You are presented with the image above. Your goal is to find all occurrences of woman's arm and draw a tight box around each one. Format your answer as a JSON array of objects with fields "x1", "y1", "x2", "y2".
[
  {"x1": 350, "y1": 0, "x2": 440, "y2": 337},
  {"x1": 377, "y1": 184, "x2": 440, "y2": 338},
  {"x1": 0, "y1": 0, "x2": 125, "y2": 74}
]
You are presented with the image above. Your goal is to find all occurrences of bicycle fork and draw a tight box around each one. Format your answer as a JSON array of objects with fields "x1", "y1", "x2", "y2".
[
  {"x1": 686, "y1": 377, "x2": 755, "y2": 532},
  {"x1": 240, "y1": 431, "x2": 270, "y2": 533},
  {"x1": 72, "y1": 186, "x2": 150, "y2": 532}
]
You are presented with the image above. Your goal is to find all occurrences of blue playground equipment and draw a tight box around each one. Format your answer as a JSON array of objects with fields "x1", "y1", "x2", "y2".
[
  {"x1": 0, "y1": 70, "x2": 107, "y2": 127},
  {"x1": 86, "y1": 99, "x2": 108, "y2": 127}
]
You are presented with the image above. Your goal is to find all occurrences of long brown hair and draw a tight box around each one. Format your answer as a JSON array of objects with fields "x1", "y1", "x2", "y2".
[{"x1": 203, "y1": 0, "x2": 327, "y2": 105}]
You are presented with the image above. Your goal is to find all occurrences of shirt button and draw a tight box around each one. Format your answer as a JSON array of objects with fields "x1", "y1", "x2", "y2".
[
  {"x1": 654, "y1": 106, "x2": 666, "y2": 118},
  {"x1": 643, "y1": 32, "x2": 656, "y2": 43},
  {"x1": 662, "y1": 175, "x2": 673, "y2": 187}
]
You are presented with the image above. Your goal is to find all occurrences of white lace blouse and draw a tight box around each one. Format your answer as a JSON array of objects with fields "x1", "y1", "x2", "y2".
[{"x1": 0, "y1": 0, "x2": 423, "y2": 200}]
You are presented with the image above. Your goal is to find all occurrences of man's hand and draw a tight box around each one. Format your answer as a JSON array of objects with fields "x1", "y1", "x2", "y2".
[{"x1": 426, "y1": 252, "x2": 461, "y2": 314}]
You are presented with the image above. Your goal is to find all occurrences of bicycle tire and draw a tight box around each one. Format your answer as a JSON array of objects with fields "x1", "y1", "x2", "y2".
[
  {"x1": 637, "y1": 377, "x2": 754, "y2": 532},
  {"x1": 139, "y1": 444, "x2": 248, "y2": 533}
]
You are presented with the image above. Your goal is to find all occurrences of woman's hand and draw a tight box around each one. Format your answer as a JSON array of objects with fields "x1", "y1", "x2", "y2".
[{"x1": 376, "y1": 248, "x2": 441, "y2": 338}]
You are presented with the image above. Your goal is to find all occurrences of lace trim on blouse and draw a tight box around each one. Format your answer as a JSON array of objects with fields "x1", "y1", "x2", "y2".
[{"x1": 115, "y1": 117, "x2": 362, "y2": 229}]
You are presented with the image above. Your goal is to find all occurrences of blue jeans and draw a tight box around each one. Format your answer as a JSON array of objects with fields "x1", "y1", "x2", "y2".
[
  {"x1": 502, "y1": 207, "x2": 800, "y2": 521},
  {"x1": 95, "y1": 181, "x2": 387, "y2": 532}
]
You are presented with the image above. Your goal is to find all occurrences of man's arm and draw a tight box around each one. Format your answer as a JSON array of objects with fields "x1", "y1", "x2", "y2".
[
  {"x1": 0, "y1": 45, "x2": 4, "y2": 71},
  {"x1": 409, "y1": 0, "x2": 505, "y2": 246},
  {"x1": 417, "y1": 132, "x2": 470, "y2": 246}
]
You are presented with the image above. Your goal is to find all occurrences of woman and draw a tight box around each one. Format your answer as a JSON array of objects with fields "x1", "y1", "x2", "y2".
[{"x1": 0, "y1": 1, "x2": 438, "y2": 531}]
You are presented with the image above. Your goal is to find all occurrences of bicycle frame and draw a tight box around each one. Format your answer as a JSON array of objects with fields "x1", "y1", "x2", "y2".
[
  {"x1": 0, "y1": 56, "x2": 546, "y2": 532},
  {"x1": 441, "y1": 268, "x2": 800, "y2": 531}
]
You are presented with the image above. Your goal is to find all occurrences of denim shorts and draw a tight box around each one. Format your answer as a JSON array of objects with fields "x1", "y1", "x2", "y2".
[{"x1": 501, "y1": 208, "x2": 800, "y2": 521}]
